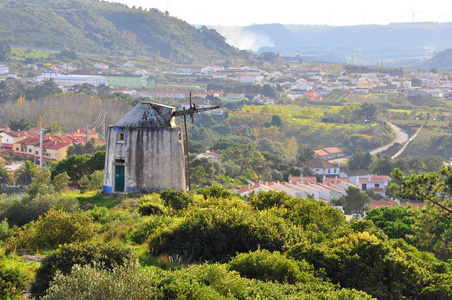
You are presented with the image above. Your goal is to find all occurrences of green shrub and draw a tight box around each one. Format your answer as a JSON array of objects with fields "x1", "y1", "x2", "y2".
[
  {"x1": 249, "y1": 190, "x2": 293, "y2": 210},
  {"x1": 11, "y1": 209, "x2": 101, "y2": 250},
  {"x1": 0, "y1": 263, "x2": 27, "y2": 299},
  {"x1": 0, "y1": 192, "x2": 79, "y2": 227},
  {"x1": 202, "y1": 185, "x2": 232, "y2": 200},
  {"x1": 149, "y1": 206, "x2": 303, "y2": 262},
  {"x1": 154, "y1": 263, "x2": 372, "y2": 300},
  {"x1": 31, "y1": 242, "x2": 137, "y2": 299},
  {"x1": 227, "y1": 250, "x2": 318, "y2": 284},
  {"x1": 160, "y1": 189, "x2": 193, "y2": 211},
  {"x1": 42, "y1": 261, "x2": 156, "y2": 300},
  {"x1": 287, "y1": 232, "x2": 449, "y2": 300},
  {"x1": 79, "y1": 170, "x2": 104, "y2": 193},
  {"x1": 132, "y1": 215, "x2": 176, "y2": 244},
  {"x1": 0, "y1": 218, "x2": 15, "y2": 241},
  {"x1": 138, "y1": 194, "x2": 167, "y2": 216}
]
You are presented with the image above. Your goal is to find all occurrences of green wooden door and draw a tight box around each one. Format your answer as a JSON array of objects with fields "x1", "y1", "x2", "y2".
[{"x1": 115, "y1": 165, "x2": 125, "y2": 192}]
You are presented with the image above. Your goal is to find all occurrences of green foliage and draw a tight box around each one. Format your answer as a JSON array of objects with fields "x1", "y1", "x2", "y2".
[
  {"x1": 227, "y1": 250, "x2": 318, "y2": 284},
  {"x1": 0, "y1": 164, "x2": 12, "y2": 187},
  {"x1": 31, "y1": 242, "x2": 137, "y2": 299},
  {"x1": 339, "y1": 186, "x2": 371, "y2": 214},
  {"x1": 131, "y1": 214, "x2": 175, "y2": 244},
  {"x1": 149, "y1": 206, "x2": 302, "y2": 262},
  {"x1": 9, "y1": 118, "x2": 33, "y2": 131},
  {"x1": 0, "y1": 39, "x2": 11, "y2": 61},
  {"x1": 365, "y1": 206, "x2": 416, "y2": 239},
  {"x1": 160, "y1": 189, "x2": 193, "y2": 211},
  {"x1": 0, "y1": 190, "x2": 79, "y2": 227},
  {"x1": 52, "y1": 171, "x2": 70, "y2": 192},
  {"x1": 0, "y1": 262, "x2": 27, "y2": 299},
  {"x1": 12, "y1": 209, "x2": 101, "y2": 250},
  {"x1": 51, "y1": 151, "x2": 105, "y2": 188},
  {"x1": 42, "y1": 261, "x2": 156, "y2": 300},
  {"x1": 15, "y1": 160, "x2": 38, "y2": 186},
  {"x1": 67, "y1": 138, "x2": 103, "y2": 156},
  {"x1": 282, "y1": 198, "x2": 348, "y2": 238},
  {"x1": 249, "y1": 190, "x2": 293, "y2": 210},
  {"x1": 287, "y1": 232, "x2": 451, "y2": 300},
  {"x1": 138, "y1": 194, "x2": 167, "y2": 216},
  {"x1": 79, "y1": 170, "x2": 104, "y2": 193},
  {"x1": 0, "y1": 218, "x2": 15, "y2": 241},
  {"x1": 202, "y1": 185, "x2": 232, "y2": 200}
]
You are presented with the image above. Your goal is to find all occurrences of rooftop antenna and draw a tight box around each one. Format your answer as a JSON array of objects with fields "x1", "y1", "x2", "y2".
[{"x1": 172, "y1": 91, "x2": 220, "y2": 190}]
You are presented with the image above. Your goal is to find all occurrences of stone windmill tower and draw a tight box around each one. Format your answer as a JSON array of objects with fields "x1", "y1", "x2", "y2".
[{"x1": 102, "y1": 102, "x2": 186, "y2": 194}]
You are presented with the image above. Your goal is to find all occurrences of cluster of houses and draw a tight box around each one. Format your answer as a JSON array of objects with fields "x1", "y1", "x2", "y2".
[
  {"x1": 283, "y1": 68, "x2": 452, "y2": 100},
  {"x1": 236, "y1": 174, "x2": 392, "y2": 202},
  {"x1": 197, "y1": 146, "x2": 398, "y2": 209},
  {"x1": 0, "y1": 128, "x2": 104, "y2": 164}
]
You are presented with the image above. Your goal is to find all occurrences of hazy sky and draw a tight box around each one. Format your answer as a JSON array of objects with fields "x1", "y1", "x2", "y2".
[{"x1": 112, "y1": 0, "x2": 452, "y2": 26}]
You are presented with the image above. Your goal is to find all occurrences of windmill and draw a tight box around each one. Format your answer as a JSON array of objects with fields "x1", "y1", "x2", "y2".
[
  {"x1": 411, "y1": 8, "x2": 420, "y2": 24},
  {"x1": 172, "y1": 92, "x2": 220, "y2": 190}
]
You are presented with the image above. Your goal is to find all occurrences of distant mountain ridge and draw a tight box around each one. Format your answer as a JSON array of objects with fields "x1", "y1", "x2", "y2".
[
  {"x1": 0, "y1": 0, "x2": 247, "y2": 64},
  {"x1": 214, "y1": 22, "x2": 452, "y2": 66}
]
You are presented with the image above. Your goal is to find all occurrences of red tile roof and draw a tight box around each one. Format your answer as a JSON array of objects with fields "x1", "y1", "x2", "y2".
[
  {"x1": 369, "y1": 200, "x2": 398, "y2": 209},
  {"x1": 323, "y1": 147, "x2": 344, "y2": 154}
]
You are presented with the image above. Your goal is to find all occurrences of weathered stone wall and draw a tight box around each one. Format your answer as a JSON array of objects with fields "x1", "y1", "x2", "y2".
[{"x1": 103, "y1": 126, "x2": 185, "y2": 193}]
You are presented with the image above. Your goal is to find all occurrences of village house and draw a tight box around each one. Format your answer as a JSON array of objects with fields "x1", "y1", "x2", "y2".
[
  {"x1": 314, "y1": 147, "x2": 345, "y2": 160},
  {"x1": 299, "y1": 157, "x2": 340, "y2": 177},
  {"x1": 196, "y1": 150, "x2": 221, "y2": 160},
  {"x1": 236, "y1": 183, "x2": 275, "y2": 197},
  {"x1": 94, "y1": 63, "x2": 109, "y2": 70},
  {"x1": 357, "y1": 175, "x2": 391, "y2": 196}
]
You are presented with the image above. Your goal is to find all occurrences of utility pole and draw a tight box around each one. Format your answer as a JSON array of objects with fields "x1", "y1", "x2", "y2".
[
  {"x1": 102, "y1": 110, "x2": 107, "y2": 140},
  {"x1": 39, "y1": 128, "x2": 43, "y2": 168}
]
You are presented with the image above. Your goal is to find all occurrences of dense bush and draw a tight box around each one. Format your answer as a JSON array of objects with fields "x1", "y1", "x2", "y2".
[
  {"x1": 31, "y1": 242, "x2": 137, "y2": 299},
  {"x1": 249, "y1": 190, "x2": 293, "y2": 210},
  {"x1": 227, "y1": 250, "x2": 319, "y2": 284},
  {"x1": 42, "y1": 261, "x2": 156, "y2": 300},
  {"x1": 79, "y1": 170, "x2": 104, "y2": 193},
  {"x1": 202, "y1": 185, "x2": 232, "y2": 200},
  {"x1": 131, "y1": 215, "x2": 176, "y2": 244},
  {"x1": 0, "y1": 218, "x2": 15, "y2": 241},
  {"x1": 11, "y1": 209, "x2": 101, "y2": 250},
  {"x1": 160, "y1": 189, "x2": 193, "y2": 211},
  {"x1": 149, "y1": 206, "x2": 303, "y2": 262},
  {"x1": 287, "y1": 232, "x2": 450, "y2": 300},
  {"x1": 0, "y1": 263, "x2": 27, "y2": 299},
  {"x1": 138, "y1": 194, "x2": 167, "y2": 216},
  {"x1": 364, "y1": 205, "x2": 416, "y2": 239},
  {"x1": 0, "y1": 193, "x2": 79, "y2": 227}
]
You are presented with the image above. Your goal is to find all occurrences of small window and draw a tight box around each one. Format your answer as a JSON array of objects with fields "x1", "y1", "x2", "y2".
[
  {"x1": 375, "y1": 183, "x2": 380, "y2": 188},
  {"x1": 118, "y1": 131, "x2": 125, "y2": 142},
  {"x1": 35, "y1": 151, "x2": 38, "y2": 155},
  {"x1": 328, "y1": 169, "x2": 331, "y2": 174},
  {"x1": 16, "y1": 147, "x2": 19, "y2": 151},
  {"x1": 29, "y1": 149, "x2": 32, "y2": 153},
  {"x1": 334, "y1": 169, "x2": 337, "y2": 173}
]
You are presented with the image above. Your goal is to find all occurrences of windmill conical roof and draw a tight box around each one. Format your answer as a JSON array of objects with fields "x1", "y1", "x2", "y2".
[{"x1": 113, "y1": 102, "x2": 176, "y2": 128}]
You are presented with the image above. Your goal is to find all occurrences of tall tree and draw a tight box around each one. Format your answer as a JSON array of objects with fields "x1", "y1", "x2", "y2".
[
  {"x1": 0, "y1": 164, "x2": 12, "y2": 187},
  {"x1": 0, "y1": 40, "x2": 11, "y2": 61},
  {"x1": 297, "y1": 147, "x2": 316, "y2": 169},
  {"x1": 15, "y1": 160, "x2": 38, "y2": 186},
  {"x1": 340, "y1": 186, "x2": 371, "y2": 214}
]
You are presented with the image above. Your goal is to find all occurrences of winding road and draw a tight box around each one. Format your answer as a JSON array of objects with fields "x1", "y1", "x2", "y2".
[
  {"x1": 332, "y1": 122, "x2": 410, "y2": 163},
  {"x1": 369, "y1": 122, "x2": 409, "y2": 155}
]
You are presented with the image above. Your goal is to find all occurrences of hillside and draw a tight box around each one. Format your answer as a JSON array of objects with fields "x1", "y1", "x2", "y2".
[
  {"x1": 420, "y1": 48, "x2": 452, "y2": 68},
  {"x1": 215, "y1": 22, "x2": 452, "y2": 65},
  {"x1": 0, "y1": 0, "x2": 247, "y2": 64}
]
